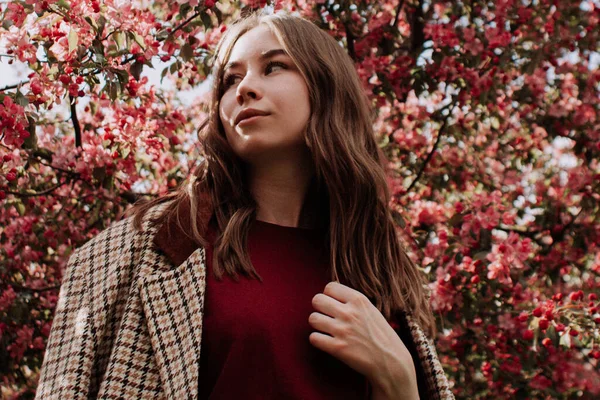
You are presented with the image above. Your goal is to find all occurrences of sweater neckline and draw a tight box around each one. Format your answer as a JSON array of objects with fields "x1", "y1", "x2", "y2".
[{"x1": 253, "y1": 219, "x2": 319, "y2": 232}]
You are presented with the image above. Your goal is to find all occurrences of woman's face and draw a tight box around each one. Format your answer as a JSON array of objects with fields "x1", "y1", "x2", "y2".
[{"x1": 218, "y1": 25, "x2": 311, "y2": 164}]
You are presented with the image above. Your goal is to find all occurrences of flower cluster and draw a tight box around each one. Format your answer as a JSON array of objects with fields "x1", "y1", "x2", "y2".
[{"x1": 1, "y1": 0, "x2": 599, "y2": 398}]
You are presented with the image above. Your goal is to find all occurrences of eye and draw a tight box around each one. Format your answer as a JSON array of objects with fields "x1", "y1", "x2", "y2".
[
  {"x1": 265, "y1": 61, "x2": 287, "y2": 74},
  {"x1": 222, "y1": 61, "x2": 288, "y2": 90}
]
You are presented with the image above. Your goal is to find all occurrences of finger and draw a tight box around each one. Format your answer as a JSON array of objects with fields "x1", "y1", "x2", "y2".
[
  {"x1": 308, "y1": 331, "x2": 339, "y2": 354},
  {"x1": 312, "y1": 292, "x2": 344, "y2": 318},
  {"x1": 323, "y1": 281, "x2": 361, "y2": 303},
  {"x1": 308, "y1": 311, "x2": 337, "y2": 335}
]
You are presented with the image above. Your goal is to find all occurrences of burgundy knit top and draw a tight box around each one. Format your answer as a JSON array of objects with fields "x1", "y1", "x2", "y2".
[{"x1": 197, "y1": 219, "x2": 369, "y2": 399}]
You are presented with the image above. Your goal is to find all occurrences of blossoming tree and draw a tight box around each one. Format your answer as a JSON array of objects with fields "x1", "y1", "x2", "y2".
[{"x1": 1, "y1": 0, "x2": 599, "y2": 398}]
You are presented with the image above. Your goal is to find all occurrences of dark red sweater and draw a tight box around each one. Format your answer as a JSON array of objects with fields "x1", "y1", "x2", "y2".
[{"x1": 197, "y1": 219, "x2": 368, "y2": 399}]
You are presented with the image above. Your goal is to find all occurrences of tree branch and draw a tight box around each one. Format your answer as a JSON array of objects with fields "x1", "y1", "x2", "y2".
[
  {"x1": 392, "y1": 0, "x2": 405, "y2": 29},
  {"x1": 410, "y1": 0, "x2": 425, "y2": 56},
  {"x1": 0, "y1": 80, "x2": 30, "y2": 92},
  {"x1": 69, "y1": 95, "x2": 82, "y2": 148},
  {"x1": 344, "y1": 22, "x2": 357, "y2": 61}
]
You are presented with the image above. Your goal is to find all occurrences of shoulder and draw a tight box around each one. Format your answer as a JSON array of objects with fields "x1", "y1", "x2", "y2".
[
  {"x1": 64, "y1": 202, "x2": 171, "y2": 293},
  {"x1": 78, "y1": 201, "x2": 169, "y2": 253}
]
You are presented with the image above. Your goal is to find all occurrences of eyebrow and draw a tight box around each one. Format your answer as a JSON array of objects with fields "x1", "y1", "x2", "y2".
[{"x1": 223, "y1": 49, "x2": 289, "y2": 72}]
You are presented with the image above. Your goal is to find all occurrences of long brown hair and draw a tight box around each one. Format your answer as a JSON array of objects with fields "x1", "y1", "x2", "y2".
[{"x1": 129, "y1": 10, "x2": 435, "y2": 336}]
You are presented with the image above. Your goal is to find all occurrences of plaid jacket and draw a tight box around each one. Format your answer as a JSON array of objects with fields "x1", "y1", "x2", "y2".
[{"x1": 35, "y1": 203, "x2": 454, "y2": 399}]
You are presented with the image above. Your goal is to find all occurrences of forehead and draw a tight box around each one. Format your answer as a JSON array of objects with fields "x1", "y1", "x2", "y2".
[{"x1": 226, "y1": 25, "x2": 283, "y2": 65}]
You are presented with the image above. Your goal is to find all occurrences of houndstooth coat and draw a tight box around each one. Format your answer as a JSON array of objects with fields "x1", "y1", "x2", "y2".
[{"x1": 35, "y1": 202, "x2": 454, "y2": 399}]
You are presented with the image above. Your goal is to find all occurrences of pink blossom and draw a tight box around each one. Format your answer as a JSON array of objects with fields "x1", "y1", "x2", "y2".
[
  {"x1": 7, "y1": 326, "x2": 34, "y2": 362},
  {"x1": 5, "y1": 3, "x2": 27, "y2": 28},
  {"x1": 0, "y1": 287, "x2": 17, "y2": 313}
]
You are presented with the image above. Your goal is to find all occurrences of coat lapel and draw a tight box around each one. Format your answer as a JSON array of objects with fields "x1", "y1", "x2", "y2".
[{"x1": 136, "y1": 201, "x2": 209, "y2": 399}]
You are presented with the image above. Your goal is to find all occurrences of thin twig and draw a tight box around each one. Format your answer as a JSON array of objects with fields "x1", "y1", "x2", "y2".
[
  {"x1": 7, "y1": 182, "x2": 68, "y2": 197},
  {"x1": 0, "y1": 144, "x2": 78, "y2": 179},
  {"x1": 170, "y1": 11, "x2": 203, "y2": 38},
  {"x1": 406, "y1": 103, "x2": 454, "y2": 193}
]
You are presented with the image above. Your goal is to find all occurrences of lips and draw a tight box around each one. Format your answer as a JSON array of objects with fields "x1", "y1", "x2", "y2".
[{"x1": 235, "y1": 108, "x2": 270, "y2": 125}]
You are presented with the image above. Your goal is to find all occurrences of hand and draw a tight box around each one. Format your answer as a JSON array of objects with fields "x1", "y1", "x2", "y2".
[{"x1": 308, "y1": 281, "x2": 419, "y2": 398}]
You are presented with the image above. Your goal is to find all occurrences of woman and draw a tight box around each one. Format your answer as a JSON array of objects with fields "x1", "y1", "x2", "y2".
[{"x1": 35, "y1": 10, "x2": 454, "y2": 400}]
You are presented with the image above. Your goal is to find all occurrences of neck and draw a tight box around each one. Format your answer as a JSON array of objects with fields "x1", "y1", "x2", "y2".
[{"x1": 246, "y1": 150, "x2": 316, "y2": 228}]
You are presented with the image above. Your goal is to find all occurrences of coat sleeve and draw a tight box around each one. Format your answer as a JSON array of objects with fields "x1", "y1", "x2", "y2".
[
  {"x1": 35, "y1": 217, "x2": 138, "y2": 400},
  {"x1": 35, "y1": 245, "x2": 97, "y2": 399},
  {"x1": 397, "y1": 312, "x2": 455, "y2": 400}
]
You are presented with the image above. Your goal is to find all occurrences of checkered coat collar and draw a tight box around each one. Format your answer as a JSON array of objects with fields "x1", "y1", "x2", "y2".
[{"x1": 35, "y1": 202, "x2": 454, "y2": 399}]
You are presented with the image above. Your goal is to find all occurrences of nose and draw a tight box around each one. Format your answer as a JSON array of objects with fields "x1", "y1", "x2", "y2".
[{"x1": 235, "y1": 72, "x2": 262, "y2": 104}]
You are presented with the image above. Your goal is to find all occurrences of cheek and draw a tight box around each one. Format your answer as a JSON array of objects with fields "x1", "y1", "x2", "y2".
[
  {"x1": 294, "y1": 81, "x2": 311, "y2": 115},
  {"x1": 219, "y1": 96, "x2": 234, "y2": 127}
]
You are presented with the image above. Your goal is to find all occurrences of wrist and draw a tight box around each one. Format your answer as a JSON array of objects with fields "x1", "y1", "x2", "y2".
[{"x1": 368, "y1": 355, "x2": 419, "y2": 400}]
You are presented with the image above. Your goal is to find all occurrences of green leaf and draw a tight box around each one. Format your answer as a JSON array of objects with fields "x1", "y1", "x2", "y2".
[
  {"x1": 115, "y1": 69, "x2": 129, "y2": 85},
  {"x1": 448, "y1": 213, "x2": 463, "y2": 226},
  {"x1": 130, "y1": 31, "x2": 146, "y2": 50},
  {"x1": 68, "y1": 29, "x2": 79, "y2": 53},
  {"x1": 15, "y1": 90, "x2": 29, "y2": 107},
  {"x1": 213, "y1": 6, "x2": 223, "y2": 23},
  {"x1": 34, "y1": 148, "x2": 54, "y2": 162},
  {"x1": 559, "y1": 332, "x2": 571, "y2": 348},
  {"x1": 391, "y1": 209, "x2": 406, "y2": 228},
  {"x1": 114, "y1": 31, "x2": 127, "y2": 50},
  {"x1": 56, "y1": 0, "x2": 71, "y2": 10},
  {"x1": 201, "y1": 12, "x2": 213, "y2": 30},
  {"x1": 377, "y1": 133, "x2": 389, "y2": 148},
  {"x1": 179, "y1": 3, "x2": 192, "y2": 18},
  {"x1": 181, "y1": 43, "x2": 194, "y2": 62},
  {"x1": 16, "y1": 201, "x2": 26, "y2": 216},
  {"x1": 103, "y1": 175, "x2": 114, "y2": 190},
  {"x1": 130, "y1": 61, "x2": 143, "y2": 81},
  {"x1": 110, "y1": 80, "x2": 120, "y2": 100},
  {"x1": 97, "y1": 15, "x2": 107, "y2": 37},
  {"x1": 490, "y1": 116, "x2": 500, "y2": 130},
  {"x1": 87, "y1": 206, "x2": 100, "y2": 227},
  {"x1": 546, "y1": 325, "x2": 558, "y2": 347},
  {"x1": 85, "y1": 16, "x2": 98, "y2": 32},
  {"x1": 155, "y1": 30, "x2": 169, "y2": 41},
  {"x1": 2, "y1": 19, "x2": 14, "y2": 30},
  {"x1": 22, "y1": 116, "x2": 38, "y2": 150},
  {"x1": 169, "y1": 61, "x2": 179, "y2": 75},
  {"x1": 473, "y1": 251, "x2": 489, "y2": 261},
  {"x1": 91, "y1": 38, "x2": 105, "y2": 64}
]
